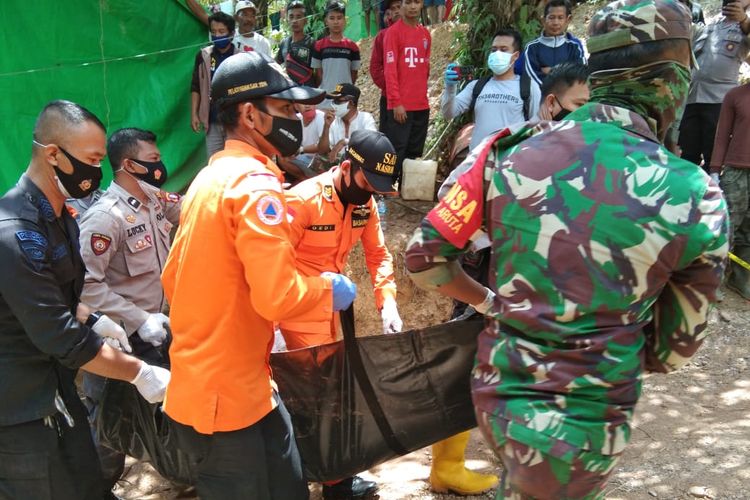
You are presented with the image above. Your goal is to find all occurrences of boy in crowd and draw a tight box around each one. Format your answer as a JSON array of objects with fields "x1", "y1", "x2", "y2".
[
  {"x1": 190, "y1": 11, "x2": 236, "y2": 157},
  {"x1": 234, "y1": 0, "x2": 272, "y2": 57},
  {"x1": 383, "y1": 0, "x2": 431, "y2": 185},
  {"x1": 362, "y1": 0, "x2": 378, "y2": 37},
  {"x1": 370, "y1": 0, "x2": 402, "y2": 131},
  {"x1": 424, "y1": 0, "x2": 445, "y2": 25},
  {"x1": 522, "y1": 0, "x2": 586, "y2": 86},
  {"x1": 312, "y1": 1, "x2": 362, "y2": 92},
  {"x1": 276, "y1": 1, "x2": 315, "y2": 86}
]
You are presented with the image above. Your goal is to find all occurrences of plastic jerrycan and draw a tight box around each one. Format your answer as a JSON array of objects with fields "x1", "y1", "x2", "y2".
[{"x1": 401, "y1": 158, "x2": 438, "y2": 201}]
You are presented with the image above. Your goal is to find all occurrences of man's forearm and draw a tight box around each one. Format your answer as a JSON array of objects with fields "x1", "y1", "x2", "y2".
[
  {"x1": 186, "y1": 0, "x2": 209, "y2": 26},
  {"x1": 434, "y1": 270, "x2": 488, "y2": 305},
  {"x1": 318, "y1": 126, "x2": 332, "y2": 153},
  {"x1": 82, "y1": 344, "x2": 142, "y2": 381},
  {"x1": 741, "y1": 13, "x2": 750, "y2": 34},
  {"x1": 191, "y1": 92, "x2": 201, "y2": 116}
]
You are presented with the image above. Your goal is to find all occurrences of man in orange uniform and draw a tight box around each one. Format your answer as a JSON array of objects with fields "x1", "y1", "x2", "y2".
[
  {"x1": 280, "y1": 129, "x2": 402, "y2": 500},
  {"x1": 281, "y1": 129, "x2": 402, "y2": 350},
  {"x1": 161, "y1": 52, "x2": 357, "y2": 500}
]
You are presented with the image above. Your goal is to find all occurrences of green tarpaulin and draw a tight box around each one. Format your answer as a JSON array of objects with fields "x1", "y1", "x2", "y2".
[{"x1": 0, "y1": 0, "x2": 208, "y2": 194}]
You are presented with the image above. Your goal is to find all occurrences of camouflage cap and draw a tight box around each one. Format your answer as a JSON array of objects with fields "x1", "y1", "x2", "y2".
[{"x1": 587, "y1": 0, "x2": 692, "y2": 54}]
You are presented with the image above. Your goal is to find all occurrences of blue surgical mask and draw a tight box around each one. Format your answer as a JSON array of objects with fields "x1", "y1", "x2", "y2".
[
  {"x1": 488, "y1": 51, "x2": 514, "y2": 76},
  {"x1": 211, "y1": 34, "x2": 231, "y2": 49}
]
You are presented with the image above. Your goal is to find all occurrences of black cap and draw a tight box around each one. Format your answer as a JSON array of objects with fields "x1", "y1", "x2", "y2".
[
  {"x1": 211, "y1": 52, "x2": 325, "y2": 108},
  {"x1": 327, "y1": 83, "x2": 361, "y2": 104},
  {"x1": 346, "y1": 130, "x2": 398, "y2": 193}
]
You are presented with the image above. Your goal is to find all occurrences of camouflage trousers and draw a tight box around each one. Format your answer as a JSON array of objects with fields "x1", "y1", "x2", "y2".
[
  {"x1": 719, "y1": 166, "x2": 750, "y2": 297},
  {"x1": 476, "y1": 411, "x2": 622, "y2": 500},
  {"x1": 720, "y1": 166, "x2": 750, "y2": 250}
]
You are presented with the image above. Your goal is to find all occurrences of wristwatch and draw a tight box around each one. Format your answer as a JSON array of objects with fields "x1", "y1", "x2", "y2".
[
  {"x1": 298, "y1": 145, "x2": 304, "y2": 155},
  {"x1": 85, "y1": 311, "x2": 103, "y2": 328}
]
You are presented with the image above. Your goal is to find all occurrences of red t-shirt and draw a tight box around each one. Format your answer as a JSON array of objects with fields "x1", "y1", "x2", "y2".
[
  {"x1": 383, "y1": 19, "x2": 431, "y2": 111},
  {"x1": 369, "y1": 28, "x2": 388, "y2": 94}
]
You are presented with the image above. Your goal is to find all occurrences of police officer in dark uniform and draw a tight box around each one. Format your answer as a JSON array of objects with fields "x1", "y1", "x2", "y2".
[{"x1": 0, "y1": 100, "x2": 170, "y2": 500}]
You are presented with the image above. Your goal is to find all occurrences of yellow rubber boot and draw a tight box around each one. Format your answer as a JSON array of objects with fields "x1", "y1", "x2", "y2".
[{"x1": 429, "y1": 431, "x2": 499, "y2": 495}]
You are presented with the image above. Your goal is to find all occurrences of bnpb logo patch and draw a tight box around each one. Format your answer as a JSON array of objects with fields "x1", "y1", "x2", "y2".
[{"x1": 257, "y1": 195, "x2": 284, "y2": 226}]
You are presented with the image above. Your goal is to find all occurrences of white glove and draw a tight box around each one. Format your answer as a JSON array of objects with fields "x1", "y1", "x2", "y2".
[
  {"x1": 473, "y1": 287, "x2": 496, "y2": 315},
  {"x1": 381, "y1": 298, "x2": 403, "y2": 334},
  {"x1": 710, "y1": 172, "x2": 720, "y2": 185},
  {"x1": 137, "y1": 313, "x2": 170, "y2": 346},
  {"x1": 130, "y1": 362, "x2": 171, "y2": 404},
  {"x1": 91, "y1": 314, "x2": 132, "y2": 353}
]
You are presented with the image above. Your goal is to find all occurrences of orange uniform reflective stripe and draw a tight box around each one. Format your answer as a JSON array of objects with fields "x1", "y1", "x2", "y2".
[
  {"x1": 161, "y1": 140, "x2": 333, "y2": 434},
  {"x1": 280, "y1": 169, "x2": 396, "y2": 339}
]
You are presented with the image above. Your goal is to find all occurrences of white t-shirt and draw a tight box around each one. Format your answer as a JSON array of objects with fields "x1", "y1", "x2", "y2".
[
  {"x1": 441, "y1": 75, "x2": 541, "y2": 151},
  {"x1": 329, "y1": 111, "x2": 377, "y2": 146},
  {"x1": 234, "y1": 32, "x2": 272, "y2": 58},
  {"x1": 301, "y1": 110, "x2": 326, "y2": 149}
]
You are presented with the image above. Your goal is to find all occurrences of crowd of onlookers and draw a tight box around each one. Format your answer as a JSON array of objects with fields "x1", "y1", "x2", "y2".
[
  {"x1": 189, "y1": 0, "x2": 749, "y2": 293},
  {"x1": 188, "y1": 0, "x2": 750, "y2": 295}
]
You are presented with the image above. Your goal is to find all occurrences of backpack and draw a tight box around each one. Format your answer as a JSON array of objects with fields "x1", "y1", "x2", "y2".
[
  {"x1": 280, "y1": 36, "x2": 314, "y2": 85},
  {"x1": 467, "y1": 71, "x2": 532, "y2": 121}
]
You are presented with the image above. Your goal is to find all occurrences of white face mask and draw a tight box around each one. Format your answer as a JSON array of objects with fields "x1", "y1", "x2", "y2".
[
  {"x1": 332, "y1": 102, "x2": 350, "y2": 118},
  {"x1": 488, "y1": 50, "x2": 514, "y2": 76}
]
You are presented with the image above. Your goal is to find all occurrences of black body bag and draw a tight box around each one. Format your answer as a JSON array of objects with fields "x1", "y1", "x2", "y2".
[
  {"x1": 96, "y1": 313, "x2": 482, "y2": 484},
  {"x1": 270, "y1": 310, "x2": 482, "y2": 482}
]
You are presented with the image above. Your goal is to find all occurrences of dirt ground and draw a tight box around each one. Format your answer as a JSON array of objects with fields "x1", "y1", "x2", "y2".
[{"x1": 117, "y1": 2, "x2": 750, "y2": 498}]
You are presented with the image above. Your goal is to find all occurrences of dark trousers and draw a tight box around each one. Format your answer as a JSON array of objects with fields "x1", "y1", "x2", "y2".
[
  {"x1": 82, "y1": 336, "x2": 165, "y2": 494},
  {"x1": 168, "y1": 394, "x2": 308, "y2": 500},
  {"x1": 378, "y1": 94, "x2": 387, "y2": 132},
  {"x1": 0, "y1": 391, "x2": 103, "y2": 500},
  {"x1": 678, "y1": 103, "x2": 722, "y2": 172},
  {"x1": 384, "y1": 108, "x2": 430, "y2": 184}
]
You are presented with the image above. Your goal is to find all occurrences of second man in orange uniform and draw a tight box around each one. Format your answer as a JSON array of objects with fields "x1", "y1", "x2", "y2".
[
  {"x1": 280, "y1": 129, "x2": 403, "y2": 350},
  {"x1": 279, "y1": 129, "x2": 402, "y2": 500}
]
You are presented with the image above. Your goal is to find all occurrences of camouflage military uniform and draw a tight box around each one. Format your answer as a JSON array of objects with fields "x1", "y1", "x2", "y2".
[{"x1": 405, "y1": 2, "x2": 728, "y2": 498}]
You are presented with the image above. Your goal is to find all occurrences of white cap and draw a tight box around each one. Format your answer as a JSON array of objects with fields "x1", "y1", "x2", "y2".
[{"x1": 235, "y1": 0, "x2": 257, "y2": 14}]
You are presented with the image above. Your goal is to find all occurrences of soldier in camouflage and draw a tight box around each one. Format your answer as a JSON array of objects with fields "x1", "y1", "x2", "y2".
[{"x1": 405, "y1": 1, "x2": 729, "y2": 498}]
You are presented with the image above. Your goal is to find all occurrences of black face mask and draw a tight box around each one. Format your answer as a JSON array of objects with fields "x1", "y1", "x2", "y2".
[
  {"x1": 35, "y1": 141, "x2": 103, "y2": 199},
  {"x1": 128, "y1": 159, "x2": 168, "y2": 188},
  {"x1": 552, "y1": 95, "x2": 572, "y2": 121},
  {"x1": 339, "y1": 164, "x2": 373, "y2": 206},
  {"x1": 256, "y1": 106, "x2": 303, "y2": 157}
]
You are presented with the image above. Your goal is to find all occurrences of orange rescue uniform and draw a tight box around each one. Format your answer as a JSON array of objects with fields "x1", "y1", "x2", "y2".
[
  {"x1": 161, "y1": 140, "x2": 333, "y2": 434},
  {"x1": 280, "y1": 168, "x2": 396, "y2": 349}
]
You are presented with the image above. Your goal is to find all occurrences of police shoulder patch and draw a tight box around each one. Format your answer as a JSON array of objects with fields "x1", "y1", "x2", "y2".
[
  {"x1": 15, "y1": 230, "x2": 48, "y2": 270},
  {"x1": 90, "y1": 233, "x2": 112, "y2": 256},
  {"x1": 157, "y1": 191, "x2": 182, "y2": 203},
  {"x1": 256, "y1": 195, "x2": 284, "y2": 226}
]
